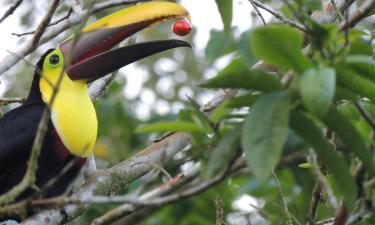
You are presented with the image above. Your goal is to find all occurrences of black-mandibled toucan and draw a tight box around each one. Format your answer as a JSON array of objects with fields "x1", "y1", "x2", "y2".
[{"x1": 0, "y1": 2, "x2": 191, "y2": 205}]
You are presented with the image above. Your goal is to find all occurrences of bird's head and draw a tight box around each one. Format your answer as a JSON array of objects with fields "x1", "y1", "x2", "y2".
[{"x1": 38, "y1": 2, "x2": 191, "y2": 102}]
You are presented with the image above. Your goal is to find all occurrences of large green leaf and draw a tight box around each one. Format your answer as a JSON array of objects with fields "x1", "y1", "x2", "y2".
[
  {"x1": 300, "y1": 67, "x2": 336, "y2": 117},
  {"x1": 290, "y1": 111, "x2": 357, "y2": 210},
  {"x1": 241, "y1": 92, "x2": 291, "y2": 181},
  {"x1": 205, "y1": 126, "x2": 242, "y2": 177},
  {"x1": 136, "y1": 121, "x2": 205, "y2": 134},
  {"x1": 323, "y1": 107, "x2": 375, "y2": 175},
  {"x1": 345, "y1": 55, "x2": 375, "y2": 82},
  {"x1": 251, "y1": 25, "x2": 312, "y2": 73},
  {"x1": 215, "y1": 0, "x2": 232, "y2": 34},
  {"x1": 200, "y1": 58, "x2": 282, "y2": 91},
  {"x1": 349, "y1": 39, "x2": 373, "y2": 56},
  {"x1": 336, "y1": 66, "x2": 375, "y2": 102}
]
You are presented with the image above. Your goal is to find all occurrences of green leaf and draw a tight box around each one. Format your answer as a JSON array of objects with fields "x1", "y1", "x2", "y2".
[
  {"x1": 205, "y1": 30, "x2": 234, "y2": 62},
  {"x1": 337, "y1": 102, "x2": 360, "y2": 120},
  {"x1": 299, "y1": 163, "x2": 312, "y2": 169},
  {"x1": 349, "y1": 39, "x2": 373, "y2": 56},
  {"x1": 300, "y1": 67, "x2": 336, "y2": 117},
  {"x1": 307, "y1": 20, "x2": 332, "y2": 48},
  {"x1": 335, "y1": 86, "x2": 358, "y2": 101},
  {"x1": 241, "y1": 92, "x2": 291, "y2": 181},
  {"x1": 136, "y1": 121, "x2": 205, "y2": 134},
  {"x1": 205, "y1": 126, "x2": 242, "y2": 177},
  {"x1": 336, "y1": 66, "x2": 375, "y2": 102},
  {"x1": 345, "y1": 55, "x2": 375, "y2": 82},
  {"x1": 251, "y1": 25, "x2": 312, "y2": 72},
  {"x1": 228, "y1": 93, "x2": 261, "y2": 108},
  {"x1": 290, "y1": 111, "x2": 357, "y2": 210},
  {"x1": 215, "y1": 0, "x2": 232, "y2": 34},
  {"x1": 179, "y1": 106, "x2": 214, "y2": 133},
  {"x1": 237, "y1": 31, "x2": 256, "y2": 66},
  {"x1": 190, "y1": 108, "x2": 214, "y2": 133},
  {"x1": 323, "y1": 107, "x2": 375, "y2": 176},
  {"x1": 200, "y1": 58, "x2": 282, "y2": 91},
  {"x1": 209, "y1": 100, "x2": 231, "y2": 124},
  {"x1": 298, "y1": 0, "x2": 321, "y2": 10}
]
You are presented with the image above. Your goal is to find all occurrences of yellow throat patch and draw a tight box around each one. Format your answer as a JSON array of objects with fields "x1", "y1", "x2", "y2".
[{"x1": 39, "y1": 49, "x2": 97, "y2": 157}]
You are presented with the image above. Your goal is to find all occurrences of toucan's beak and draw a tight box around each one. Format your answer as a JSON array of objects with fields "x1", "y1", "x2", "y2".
[{"x1": 59, "y1": 2, "x2": 191, "y2": 81}]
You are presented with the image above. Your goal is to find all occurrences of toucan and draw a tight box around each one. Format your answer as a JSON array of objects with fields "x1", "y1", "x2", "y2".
[{"x1": 0, "y1": 2, "x2": 191, "y2": 206}]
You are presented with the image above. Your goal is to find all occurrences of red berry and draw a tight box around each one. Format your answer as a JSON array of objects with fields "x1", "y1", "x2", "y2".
[{"x1": 172, "y1": 20, "x2": 192, "y2": 36}]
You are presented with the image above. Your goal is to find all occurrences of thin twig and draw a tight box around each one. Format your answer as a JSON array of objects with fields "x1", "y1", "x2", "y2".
[
  {"x1": 215, "y1": 198, "x2": 226, "y2": 225},
  {"x1": 354, "y1": 100, "x2": 375, "y2": 131},
  {"x1": 11, "y1": 8, "x2": 73, "y2": 37},
  {"x1": 330, "y1": 0, "x2": 344, "y2": 21},
  {"x1": 6, "y1": 48, "x2": 59, "y2": 90},
  {"x1": 272, "y1": 202, "x2": 302, "y2": 225},
  {"x1": 92, "y1": 0, "x2": 150, "y2": 12},
  {"x1": 308, "y1": 150, "x2": 339, "y2": 210},
  {"x1": 344, "y1": 0, "x2": 349, "y2": 47},
  {"x1": 346, "y1": 206, "x2": 372, "y2": 225},
  {"x1": 251, "y1": 0, "x2": 307, "y2": 32},
  {"x1": 0, "y1": 97, "x2": 25, "y2": 106},
  {"x1": 316, "y1": 217, "x2": 335, "y2": 225},
  {"x1": 6, "y1": 50, "x2": 37, "y2": 70},
  {"x1": 249, "y1": 0, "x2": 267, "y2": 26},
  {"x1": 131, "y1": 161, "x2": 173, "y2": 180},
  {"x1": 339, "y1": 0, "x2": 375, "y2": 31},
  {"x1": 308, "y1": 184, "x2": 322, "y2": 224},
  {"x1": 273, "y1": 171, "x2": 293, "y2": 225},
  {"x1": 30, "y1": 0, "x2": 60, "y2": 51},
  {"x1": 280, "y1": 0, "x2": 308, "y2": 28},
  {"x1": 0, "y1": 0, "x2": 23, "y2": 23}
]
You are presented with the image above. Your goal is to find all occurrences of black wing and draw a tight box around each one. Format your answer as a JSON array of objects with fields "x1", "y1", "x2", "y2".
[{"x1": 0, "y1": 103, "x2": 44, "y2": 166}]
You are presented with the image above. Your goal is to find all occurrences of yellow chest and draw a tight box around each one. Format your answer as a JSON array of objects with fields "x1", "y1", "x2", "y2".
[{"x1": 40, "y1": 75, "x2": 97, "y2": 157}]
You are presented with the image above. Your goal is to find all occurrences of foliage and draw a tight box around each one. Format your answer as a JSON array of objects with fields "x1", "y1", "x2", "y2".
[
  {"x1": 136, "y1": 2, "x2": 375, "y2": 225},
  {"x1": 1, "y1": 0, "x2": 375, "y2": 224}
]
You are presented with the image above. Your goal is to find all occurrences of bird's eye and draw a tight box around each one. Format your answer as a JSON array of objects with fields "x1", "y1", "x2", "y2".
[{"x1": 49, "y1": 54, "x2": 60, "y2": 65}]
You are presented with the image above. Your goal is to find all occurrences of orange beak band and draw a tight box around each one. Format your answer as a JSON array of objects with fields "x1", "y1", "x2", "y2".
[{"x1": 59, "y1": 2, "x2": 191, "y2": 81}]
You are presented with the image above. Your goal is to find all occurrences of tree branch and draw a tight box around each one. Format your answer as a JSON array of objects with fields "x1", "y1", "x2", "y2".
[
  {"x1": 250, "y1": 0, "x2": 307, "y2": 32},
  {"x1": 0, "y1": 0, "x2": 23, "y2": 23},
  {"x1": 249, "y1": 0, "x2": 267, "y2": 26},
  {"x1": 355, "y1": 100, "x2": 375, "y2": 131},
  {"x1": 11, "y1": 8, "x2": 73, "y2": 37},
  {"x1": 308, "y1": 150, "x2": 339, "y2": 210},
  {"x1": 339, "y1": 0, "x2": 375, "y2": 31},
  {"x1": 0, "y1": 97, "x2": 25, "y2": 106}
]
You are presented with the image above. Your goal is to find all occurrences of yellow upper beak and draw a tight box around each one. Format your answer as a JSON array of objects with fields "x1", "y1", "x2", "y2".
[{"x1": 83, "y1": 2, "x2": 190, "y2": 32}]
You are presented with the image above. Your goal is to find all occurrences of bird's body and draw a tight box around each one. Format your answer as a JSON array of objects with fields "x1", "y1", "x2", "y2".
[
  {"x1": 0, "y1": 51, "x2": 87, "y2": 199},
  {"x1": 0, "y1": 2, "x2": 191, "y2": 220}
]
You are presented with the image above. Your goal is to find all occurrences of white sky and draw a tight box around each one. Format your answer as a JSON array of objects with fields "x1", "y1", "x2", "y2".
[{"x1": 0, "y1": 0, "x2": 261, "y2": 118}]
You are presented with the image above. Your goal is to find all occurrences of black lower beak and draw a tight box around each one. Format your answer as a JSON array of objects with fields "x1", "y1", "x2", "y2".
[{"x1": 67, "y1": 39, "x2": 191, "y2": 81}]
